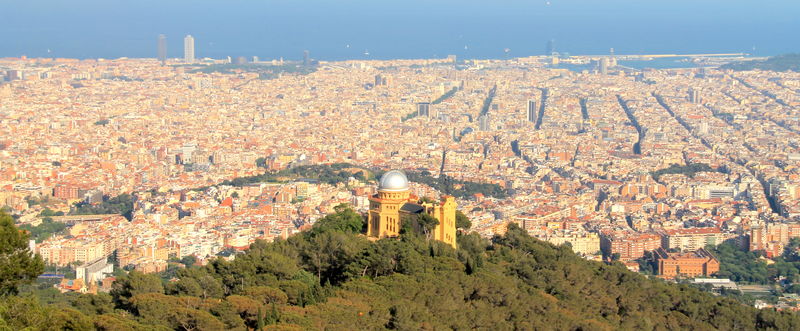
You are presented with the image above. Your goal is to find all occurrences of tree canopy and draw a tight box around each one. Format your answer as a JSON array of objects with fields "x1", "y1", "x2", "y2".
[
  {"x1": 71, "y1": 193, "x2": 135, "y2": 220},
  {"x1": 651, "y1": 163, "x2": 720, "y2": 181},
  {"x1": 18, "y1": 217, "x2": 67, "y2": 243},
  {"x1": 204, "y1": 163, "x2": 509, "y2": 199},
  {"x1": 0, "y1": 211, "x2": 44, "y2": 296},
  {"x1": 721, "y1": 54, "x2": 800, "y2": 72},
  {"x1": 455, "y1": 210, "x2": 472, "y2": 230},
  {"x1": 4, "y1": 208, "x2": 800, "y2": 330},
  {"x1": 710, "y1": 240, "x2": 800, "y2": 293}
]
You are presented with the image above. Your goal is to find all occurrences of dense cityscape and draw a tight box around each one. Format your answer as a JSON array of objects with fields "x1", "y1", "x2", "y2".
[{"x1": 3, "y1": 25, "x2": 800, "y2": 329}]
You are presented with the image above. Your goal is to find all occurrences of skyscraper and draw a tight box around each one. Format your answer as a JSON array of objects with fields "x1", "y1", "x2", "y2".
[
  {"x1": 609, "y1": 48, "x2": 618, "y2": 67},
  {"x1": 689, "y1": 88, "x2": 701, "y2": 104},
  {"x1": 184, "y1": 35, "x2": 195, "y2": 64},
  {"x1": 417, "y1": 102, "x2": 431, "y2": 118},
  {"x1": 157, "y1": 34, "x2": 167, "y2": 64},
  {"x1": 303, "y1": 50, "x2": 310, "y2": 66},
  {"x1": 526, "y1": 99, "x2": 538, "y2": 123},
  {"x1": 599, "y1": 58, "x2": 609, "y2": 75},
  {"x1": 479, "y1": 114, "x2": 491, "y2": 131},
  {"x1": 375, "y1": 74, "x2": 388, "y2": 87},
  {"x1": 546, "y1": 39, "x2": 555, "y2": 56}
]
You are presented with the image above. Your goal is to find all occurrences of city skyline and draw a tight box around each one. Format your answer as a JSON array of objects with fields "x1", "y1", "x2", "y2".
[
  {"x1": 3, "y1": 1, "x2": 799, "y2": 60},
  {"x1": 4, "y1": 1, "x2": 800, "y2": 328}
]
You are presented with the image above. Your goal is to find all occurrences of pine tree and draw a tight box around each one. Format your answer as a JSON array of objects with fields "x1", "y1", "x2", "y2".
[
  {"x1": 0, "y1": 210, "x2": 45, "y2": 295},
  {"x1": 256, "y1": 306, "x2": 264, "y2": 330},
  {"x1": 267, "y1": 302, "x2": 279, "y2": 325}
]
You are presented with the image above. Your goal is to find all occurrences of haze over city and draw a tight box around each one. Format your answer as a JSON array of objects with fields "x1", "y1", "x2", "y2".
[
  {"x1": 4, "y1": 0, "x2": 800, "y2": 60},
  {"x1": 3, "y1": 1, "x2": 800, "y2": 330}
]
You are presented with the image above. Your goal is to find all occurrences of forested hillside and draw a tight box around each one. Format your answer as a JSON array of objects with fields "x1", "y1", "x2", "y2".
[
  {"x1": 2, "y1": 207, "x2": 799, "y2": 330},
  {"x1": 721, "y1": 54, "x2": 800, "y2": 72}
]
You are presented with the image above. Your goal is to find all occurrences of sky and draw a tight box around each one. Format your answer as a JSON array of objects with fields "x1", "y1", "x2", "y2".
[{"x1": 2, "y1": 0, "x2": 799, "y2": 60}]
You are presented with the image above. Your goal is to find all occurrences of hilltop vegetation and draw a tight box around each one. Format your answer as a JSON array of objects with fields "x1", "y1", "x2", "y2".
[
  {"x1": 2, "y1": 207, "x2": 799, "y2": 330},
  {"x1": 205, "y1": 163, "x2": 509, "y2": 199},
  {"x1": 721, "y1": 54, "x2": 800, "y2": 72}
]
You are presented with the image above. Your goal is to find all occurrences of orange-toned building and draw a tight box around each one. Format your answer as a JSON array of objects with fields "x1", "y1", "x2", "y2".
[
  {"x1": 750, "y1": 223, "x2": 800, "y2": 257},
  {"x1": 367, "y1": 171, "x2": 457, "y2": 249},
  {"x1": 57, "y1": 278, "x2": 88, "y2": 294},
  {"x1": 654, "y1": 247, "x2": 720, "y2": 279},
  {"x1": 601, "y1": 232, "x2": 662, "y2": 261},
  {"x1": 53, "y1": 184, "x2": 81, "y2": 200}
]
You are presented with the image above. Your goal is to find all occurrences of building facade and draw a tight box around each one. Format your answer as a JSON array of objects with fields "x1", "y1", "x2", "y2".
[
  {"x1": 367, "y1": 170, "x2": 457, "y2": 248},
  {"x1": 184, "y1": 35, "x2": 195, "y2": 63},
  {"x1": 660, "y1": 227, "x2": 727, "y2": 252},
  {"x1": 750, "y1": 223, "x2": 800, "y2": 257},
  {"x1": 157, "y1": 34, "x2": 167, "y2": 64},
  {"x1": 543, "y1": 231, "x2": 600, "y2": 255},
  {"x1": 654, "y1": 247, "x2": 720, "y2": 279},
  {"x1": 526, "y1": 99, "x2": 537, "y2": 123},
  {"x1": 601, "y1": 232, "x2": 662, "y2": 261}
]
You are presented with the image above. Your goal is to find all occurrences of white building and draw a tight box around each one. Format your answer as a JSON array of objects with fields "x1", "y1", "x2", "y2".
[
  {"x1": 184, "y1": 35, "x2": 195, "y2": 63},
  {"x1": 76, "y1": 257, "x2": 114, "y2": 285}
]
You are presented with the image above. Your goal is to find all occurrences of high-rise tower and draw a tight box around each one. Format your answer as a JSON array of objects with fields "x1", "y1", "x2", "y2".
[
  {"x1": 599, "y1": 58, "x2": 609, "y2": 75},
  {"x1": 479, "y1": 114, "x2": 491, "y2": 131},
  {"x1": 689, "y1": 88, "x2": 701, "y2": 104},
  {"x1": 546, "y1": 39, "x2": 555, "y2": 56},
  {"x1": 416, "y1": 102, "x2": 431, "y2": 118},
  {"x1": 374, "y1": 74, "x2": 388, "y2": 87},
  {"x1": 157, "y1": 34, "x2": 167, "y2": 64},
  {"x1": 184, "y1": 35, "x2": 195, "y2": 63},
  {"x1": 526, "y1": 99, "x2": 538, "y2": 123}
]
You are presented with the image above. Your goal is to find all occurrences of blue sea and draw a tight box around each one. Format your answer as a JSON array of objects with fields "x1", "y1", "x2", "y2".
[{"x1": 2, "y1": 0, "x2": 799, "y2": 61}]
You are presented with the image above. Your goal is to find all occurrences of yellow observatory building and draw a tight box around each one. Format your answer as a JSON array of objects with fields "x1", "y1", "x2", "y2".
[{"x1": 367, "y1": 170, "x2": 457, "y2": 249}]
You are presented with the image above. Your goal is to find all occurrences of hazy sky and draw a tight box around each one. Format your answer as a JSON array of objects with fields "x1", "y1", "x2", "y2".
[{"x1": 3, "y1": 0, "x2": 799, "y2": 60}]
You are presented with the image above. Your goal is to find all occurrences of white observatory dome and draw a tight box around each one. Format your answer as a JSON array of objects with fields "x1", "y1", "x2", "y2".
[{"x1": 378, "y1": 170, "x2": 409, "y2": 192}]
